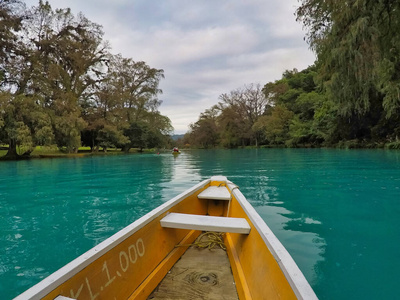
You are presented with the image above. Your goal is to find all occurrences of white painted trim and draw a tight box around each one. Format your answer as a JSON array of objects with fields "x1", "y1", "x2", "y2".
[
  {"x1": 54, "y1": 296, "x2": 76, "y2": 300},
  {"x1": 160, "y1": 213, "x2": 251, "y2": 234},
  {"x1": 197, "y1": 186, "x2": 231, "y2": 200},
  {"x1": 226, "y1": 180, "x2": 318, "y2": 300},
  {"x1": 13, "y1": 179, "x2": 211, "y2": 300},
  {"x1": 210, "y1": 175, "x2": 228, "y2": 182}
]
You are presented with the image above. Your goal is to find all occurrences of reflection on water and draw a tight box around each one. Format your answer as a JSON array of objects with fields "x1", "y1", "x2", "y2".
[
  {"x1": 1, "y1": 149, "x2": 400, "y2": 299},
  {"x1": 257, "y1": 205, "x2": 325, "y2": 286}
]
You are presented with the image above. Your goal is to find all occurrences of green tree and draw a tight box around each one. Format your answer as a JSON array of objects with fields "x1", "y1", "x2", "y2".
[
  {"x1": 108, "y1": 54, "x2": 164, "y2": 124},
  {"x1": 81, "y1": 71, "x2": 128, "y2": 151},
  {"x1": 1, "y1": 1, "x2": 108, "y2": 157},
  {"x1": 218, "y1": 106, "x2": 242, "y2": 148},
  {"x1": 0, "y1": 0, "x2": 26, "y2": 158},
  {"x1": 0, "y1": 0, "x2": 23, "y2": 71},
  {"x1": 286, "y1": 91, "x2": 324, "y2": 146},
  {"x1": 261, "y1": 67, "x2": 337, "y2": 146},
  {"x1": 254, "y1": 105, "x2": 294, "y2": 145},
  {"x1": 122, "y1": 113, "x2": 172, "y2": 152},
  {"x1": 187, "y1": 108, "x2": 219, "y2": 148},
  {"x1": 297, "y1": 0, "x2": 400, "y2": 142},
  {"x1": 109, "y1": 54, "x2": 165, "y2": 152},
  {"x1": 146, "y1": 111, "x2": 173, "y2": 148},
  {"x1": 219, "y1": 83, "x2": 270, "y2": 146},
  {"x1": 1, "y1": 1, "x2": 172, "y2": 158},
  {"x1": 27, "y1": 2, "x2": 108, "y2": 152},
  {"x1": 82, "y1": 53, "x2": 168, "y2": 152}
]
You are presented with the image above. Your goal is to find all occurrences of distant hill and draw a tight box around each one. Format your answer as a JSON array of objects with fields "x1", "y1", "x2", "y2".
[{"x1": 171, "y1": 134, "x2": 184, "y2": 141}]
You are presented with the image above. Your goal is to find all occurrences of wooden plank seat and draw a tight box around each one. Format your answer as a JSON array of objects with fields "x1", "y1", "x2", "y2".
[
  {"x1": 160, "y1": 213, "x2": 251, "y2": 234},
  {"x1": 197, "y1": 186, "x2": 231, "y2": 200}
]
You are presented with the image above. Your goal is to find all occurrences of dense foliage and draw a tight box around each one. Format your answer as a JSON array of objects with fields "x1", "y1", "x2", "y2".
[
  {"x1": 3, "y1": 1, "x2": 400, "y2": 155},
  {"x1": 185, "y1": 0, "x2": 400, "y2": 149},
  {"x1": 184, "y1": 69, "x2": 329, "y2": 148},
  {"x1": 0, "y1": 1, "x2": 172, "y2": 159}
]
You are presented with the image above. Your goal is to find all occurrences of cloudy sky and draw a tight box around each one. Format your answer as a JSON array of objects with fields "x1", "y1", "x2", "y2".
[{"x1": 24, "y1": 0, "x2": 316, "y2": 134}]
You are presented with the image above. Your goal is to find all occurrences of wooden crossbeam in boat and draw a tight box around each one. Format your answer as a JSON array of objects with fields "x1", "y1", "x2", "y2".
[
  {"x1": 197, "y1": 186, "x2": 231, "y2": 200},
  {"x1": 160, "y1": 213, "x2": 251, "y2": 234}
]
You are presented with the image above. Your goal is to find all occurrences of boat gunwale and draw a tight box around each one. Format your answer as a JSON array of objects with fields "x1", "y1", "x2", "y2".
[
  {"x1": 226, "y1": 180, "x2": 318, "y2": 300},
  {"x1": 15, "y1": 176, "x2": 318, "y2": 300},
  {"x1": 14, "y1": 178, "x2": 212, "y2": 300}
]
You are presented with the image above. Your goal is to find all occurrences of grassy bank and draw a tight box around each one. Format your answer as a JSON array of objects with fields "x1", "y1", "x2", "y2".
[{"x1": 0, "y1": 145, "x2": 156, "y2": 160}]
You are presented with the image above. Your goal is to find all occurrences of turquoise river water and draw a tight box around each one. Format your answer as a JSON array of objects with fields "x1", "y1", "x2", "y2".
[{"x1": 1, "y1": 149, "x2": 399, "y2": 299}]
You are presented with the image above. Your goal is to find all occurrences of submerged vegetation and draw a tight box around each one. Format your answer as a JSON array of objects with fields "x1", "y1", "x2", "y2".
[
  {"x1": 184, "y1": 0, "x2": 400, "y2": 149},
  {"x1": 0, "y1": 1, "x2": 172, "y2": 160}
]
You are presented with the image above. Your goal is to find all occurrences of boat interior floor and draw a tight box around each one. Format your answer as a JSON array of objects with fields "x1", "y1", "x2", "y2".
[{"x1": 148, "y1": 233, "x2": 239, "y2": 300}]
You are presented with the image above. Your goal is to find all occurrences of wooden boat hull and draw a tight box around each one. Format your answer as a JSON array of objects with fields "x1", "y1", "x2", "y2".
[{"x1": 15, "y1": 176, "x2": 317, "y2": 300}]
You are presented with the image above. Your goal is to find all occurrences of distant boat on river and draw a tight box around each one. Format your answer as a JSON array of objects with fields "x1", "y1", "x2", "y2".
[{"x1": 172, "y1": 147, "x2": 181, "y2": 155}]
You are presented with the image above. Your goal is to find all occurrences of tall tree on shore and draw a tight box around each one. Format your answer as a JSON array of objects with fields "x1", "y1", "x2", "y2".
[
  {"x1": 186, "y1": 84, "x2": 271, "y2": 148},
  {"x1": 0, "y1": 0, "x2": 23, "y2": 66},
  {"x1": 218, "y1": 105, "x2": 243, "y2": 148},
  {"x1": 296, "y1": 0, "x2": 400, "y2": 141},
  {"x1": 218, "y1": 83, "x2": 270, "y2": 147},
  {"x1": 3, "y1": 1, "x2": 105, "y2": 157},
  {"x1": 186, "y1": 107, "x2": 219, "y2": 148},
  {"x1": 26, "y1": 1, "x2": 108, "y2": 152},
  {"x1": 81, "y1": 54, "x2": 167, "y2": 152},
  {"x1": 254, "y1": 105, "x2": 294, "y2": 145},
  {"x1": 0, "y1": 0, "x2": 30, "y2": 158},
  {"x1": 82, "y1": 74, "x2": 128, "y2": 151},
  {"x1": 1, "y1": 1, "x2": 108, "y2": 157},
  {"x1": 1, "y1": 1, "x2": 172, "y2": 159}
]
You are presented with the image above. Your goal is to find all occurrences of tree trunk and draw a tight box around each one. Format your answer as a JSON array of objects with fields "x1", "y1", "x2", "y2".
[
  {"x1": 123, "y1": 146, "x2": 130, "y2": 153},
  {"x1": 91, "y1": 132, "x2": 96, "y2": 152},
  {"x1": 2, "y1": 139, "x2": 21, "y2": 160}
]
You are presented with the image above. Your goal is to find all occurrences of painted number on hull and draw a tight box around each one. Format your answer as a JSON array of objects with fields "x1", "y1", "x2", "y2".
[{"x1": 70, "y1": 238, "x2": 145, "y2": 299}]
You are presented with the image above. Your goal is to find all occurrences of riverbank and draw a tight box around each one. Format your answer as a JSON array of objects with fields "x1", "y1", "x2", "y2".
[
  {"x1": 2, "y1": 140, "x2": 399, "y2": 161},
  {"x1": 0, "y1": 146, "x2": 157, "y2": 161},
  {"x1": 181, "y1": 138, "x2": 400, "y2": 150}
]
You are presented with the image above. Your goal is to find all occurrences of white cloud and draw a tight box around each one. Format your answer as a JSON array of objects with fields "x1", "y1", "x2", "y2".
[
  {"x1": 158, "y1": 47, "x2": 316, "y2": 134},
  {"x1": 109, "y1": 24, "x2": 259, "y2": 69}
]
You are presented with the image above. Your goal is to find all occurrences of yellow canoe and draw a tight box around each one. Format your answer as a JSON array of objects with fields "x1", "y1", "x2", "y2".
[{"x1": 15, "y1": 176, "x2": 318, "y2": 300}]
